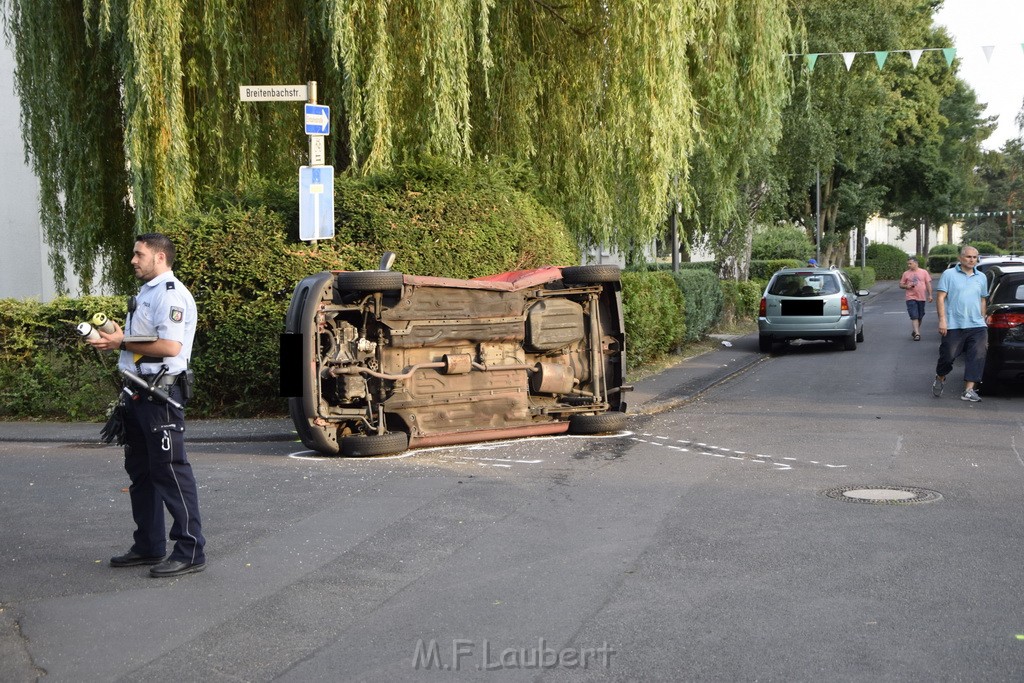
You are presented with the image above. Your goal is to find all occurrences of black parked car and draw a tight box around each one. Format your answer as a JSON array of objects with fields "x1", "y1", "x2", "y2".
[{"x1": 982, "y1": 265, "x2": 1024, "y2": 389}]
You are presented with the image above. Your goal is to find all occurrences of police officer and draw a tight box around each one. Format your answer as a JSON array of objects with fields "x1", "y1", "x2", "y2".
[{"x1": 88, "y1": 233, "x2": 206, "y2": 577}]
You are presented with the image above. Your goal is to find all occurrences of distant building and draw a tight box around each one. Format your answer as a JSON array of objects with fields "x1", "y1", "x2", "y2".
[{"x1": 862, "y1": 214, "x2": 962, "y2": 258}]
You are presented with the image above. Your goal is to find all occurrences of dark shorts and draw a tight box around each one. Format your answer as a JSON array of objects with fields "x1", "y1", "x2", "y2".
[{"x1": 906, "y1": 300, "x2": 926, "y2": 320}]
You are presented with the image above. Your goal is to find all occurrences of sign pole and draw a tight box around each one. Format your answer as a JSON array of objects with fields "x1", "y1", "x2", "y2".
[{"x1": 241, "y1": 79, "x2": 332, "y2": 243}]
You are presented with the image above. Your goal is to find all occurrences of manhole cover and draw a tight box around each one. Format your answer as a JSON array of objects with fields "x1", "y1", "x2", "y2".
[{"x1": 823, "y1": 485, "x2": 942, "y2": 505}]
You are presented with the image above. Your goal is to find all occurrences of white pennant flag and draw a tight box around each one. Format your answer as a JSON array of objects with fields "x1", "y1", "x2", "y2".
[
  {"x1": 982, "y1": 45, "x2": 995, "y2": 62},
  {"x1": 843, "y1": 52, "x2": 856, "y2": 70},
  {"x1": 909, "y1": 49, "x2": 923, "y2": 67}
]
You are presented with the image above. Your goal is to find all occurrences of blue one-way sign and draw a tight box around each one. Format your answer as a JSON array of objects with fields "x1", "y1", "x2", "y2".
[{"x1": 304, "y1": 104, "x2": 330, "y2": 135}]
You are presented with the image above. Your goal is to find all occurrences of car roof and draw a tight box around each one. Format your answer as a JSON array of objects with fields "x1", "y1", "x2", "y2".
[
  {"x1": 987, "y1": 264, "x2": 1024, "y2": 277},
  {"x1": 772, "y1": 267, "x2": 841, "y2": 275}
]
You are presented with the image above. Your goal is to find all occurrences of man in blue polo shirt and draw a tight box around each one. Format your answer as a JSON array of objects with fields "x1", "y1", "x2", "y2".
[{"x1": 932, "y1": 245, "x2": 988, "y2": 402}]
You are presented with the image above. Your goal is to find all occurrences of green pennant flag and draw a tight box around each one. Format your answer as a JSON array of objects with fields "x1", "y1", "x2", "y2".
[
  {"x1": 942, "y1": 48, "x2": 956, "y2": 66},
  {"x1": 806, "y1": 53, "x2": 819, "y2": 72},
  {"x1": 874, "y1": 51, "x2": 888, "y2": 69}
]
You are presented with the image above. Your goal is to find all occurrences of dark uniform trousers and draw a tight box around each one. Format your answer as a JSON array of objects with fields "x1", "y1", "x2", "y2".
[{"x1": 123, "y1": 382, "x2": 206, "y2": 565}]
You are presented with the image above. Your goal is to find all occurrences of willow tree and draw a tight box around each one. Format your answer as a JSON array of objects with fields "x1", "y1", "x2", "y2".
[
  {"x1": 3, "y1": 0, "x2": 316, "y2": 291},
  {"x1": 682, "y1": 0, "x2": 793, "y2": 279},
  {"x1": 5, "y1": 0, "x2": 793, "y2": 291}
]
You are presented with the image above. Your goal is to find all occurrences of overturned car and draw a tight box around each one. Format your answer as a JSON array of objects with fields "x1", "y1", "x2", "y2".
[{"x1": 282, "y1": 258, "x2": 628, "y2": 456}]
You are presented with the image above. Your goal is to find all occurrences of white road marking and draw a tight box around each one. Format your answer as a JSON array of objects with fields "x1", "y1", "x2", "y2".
[{"x1": 627, "y1": 435, "x2": 849, "y2": 472}]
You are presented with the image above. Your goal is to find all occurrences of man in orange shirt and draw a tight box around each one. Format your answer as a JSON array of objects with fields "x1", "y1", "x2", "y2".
[{"x1": 899, "y1": 257, "x2": 933, "y2": 341}]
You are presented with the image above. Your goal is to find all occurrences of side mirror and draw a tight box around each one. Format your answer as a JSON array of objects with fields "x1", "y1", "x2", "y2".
[
  {"x1": 857, "y1": 290, "x2": 870, "y2": 297},
  {"x1": 379, "y1": 251, "x2": 396, "y2": 271}
]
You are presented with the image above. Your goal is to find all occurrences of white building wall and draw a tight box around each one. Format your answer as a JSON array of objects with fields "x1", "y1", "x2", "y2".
[
  {"x1": 0, "y1": 40, "x2": 85, "y2": 301},
  {"x1": 863, "y1": 214, "x2": 963, "y2": 258}
]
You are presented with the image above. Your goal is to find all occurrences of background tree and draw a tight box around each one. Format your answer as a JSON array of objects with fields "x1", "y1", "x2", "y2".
[
  {"x1": 768, "y1": 0, "x2": 986, "y2": 266},
  {"x1": 969, "y1": 143, "x2": 1024, "y2": 251}
]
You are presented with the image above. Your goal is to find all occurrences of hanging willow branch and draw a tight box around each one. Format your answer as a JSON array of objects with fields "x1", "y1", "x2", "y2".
[{"x1": 4, "y1": 0, "x2": 791, "y2": 291}]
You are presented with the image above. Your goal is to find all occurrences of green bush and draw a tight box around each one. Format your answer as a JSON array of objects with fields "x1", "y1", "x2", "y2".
[
  {"x1": 0, "y1": 297, "x2": 125, "y2": 420},
  {"x1": 971, "y1": 240, "x2": 1001, "y2": 256},
  {"x1": 846, "y1": 267, "x2": 876, "y2": 291},
  {"x1": 669, "y1": 269, "x2": 723, "y2": 341},
  {"x1": 629, "y1": 261, "x2": 716, "y2": 273},
  {"x1": 750, "y1": 259, "x2": 802, "y2": 280},
  {"x1": 866, "y1": 243, "x2": 909, "y2": 280},
  {"x1": 621, "y1": 271, "x2": 686, "y2": 368},
  {"x1": 927, "y1": 255, "x2": 954, "y2": 273},
  {"x1": 720, "y1": 280, "x2": 766, "y2": 324},
  {"x1": 927, "y1": 243, "x2": 959, "y2": 257},
  {"x1": 751, "y1": 225, "x2": 814, "y2": 260}
]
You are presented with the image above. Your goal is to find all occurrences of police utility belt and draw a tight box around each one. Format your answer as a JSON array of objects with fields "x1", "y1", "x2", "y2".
[
  {"x1": 137, "y1": 371, "x2": 184, "y2": 390},
  {"x1": 121, "y1": 366, "x2": 194, "y2": 406}
]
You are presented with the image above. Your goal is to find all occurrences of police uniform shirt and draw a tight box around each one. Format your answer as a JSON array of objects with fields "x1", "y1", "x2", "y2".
[{"x1": 119, "y1": 270, "x2": 197, "y2": 376}]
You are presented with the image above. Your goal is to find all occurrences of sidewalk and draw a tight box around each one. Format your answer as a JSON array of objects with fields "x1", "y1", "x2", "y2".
[{"x1": 0, "y1": 334, "x2": 765, "y2": 445}]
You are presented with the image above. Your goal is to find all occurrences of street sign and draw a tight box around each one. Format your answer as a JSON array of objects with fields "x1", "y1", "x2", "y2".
[
  {"x1": 304, "y1": 104, "x2": 330, "y2": 135},
  {"x1": 309, "y1": 135, "x2": 325, "y2": 166},
  {"x1": 238, "y1": 84, "x2": 309, "y2": 101},
  {"x1": 299, "y1": 166, "x2": 334, "y2": 241}
]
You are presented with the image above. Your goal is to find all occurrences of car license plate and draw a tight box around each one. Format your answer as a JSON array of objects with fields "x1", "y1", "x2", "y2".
[{"x1": 781, "y1": 300, "x2": 824, "y2": 316}]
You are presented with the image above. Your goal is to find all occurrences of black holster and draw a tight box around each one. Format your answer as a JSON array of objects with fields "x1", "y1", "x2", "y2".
[{"x1": 181, "y1": 369, "x2": 195, "y2": 402}]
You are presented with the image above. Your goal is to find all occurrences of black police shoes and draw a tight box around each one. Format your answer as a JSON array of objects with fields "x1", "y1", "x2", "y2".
[
  {"x1": 110, "y1": 550, "x2": 166, "y2": 567},
  {"x1": 149, "y1": 558, "x2": 206, "y2": 578}
]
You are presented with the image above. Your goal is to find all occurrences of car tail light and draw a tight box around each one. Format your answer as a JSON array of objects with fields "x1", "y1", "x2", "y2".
[
  {"x1": 986, "y1": 311, "x2": 1024, "y2": 328},
  {"x1": 759, "y1": 297, "x2": 767, "y2": 317},
  {"x1": 840, "y1": 296, "x2": 850, "y2": 316}
]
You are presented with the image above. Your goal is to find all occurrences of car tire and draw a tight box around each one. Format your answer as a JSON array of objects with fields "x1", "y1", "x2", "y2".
[
  {"x1": 856, "y1": 324, "x2": 865, "y2": 343},
  {"x1": 340, "y1": 431, "x2": 410, "y2": 457},
  {"x1": 561, "y1": 265, "x2": 621, "y2": 284},
  {"x1": 758, "y1": 335, "x2": 773, "y2": 353},
  {"x1": 843, "y1": 332, "x2": 857, "y2": 351},
  {"x1": 569, "y1": 411, "x2": 627, "y2": 435},
  {"x1": 286, "y1": 271, "x2": 342, "y2": 455},
  {"x1": 336, "y1": 270, "x2": 404, "y2": 293}
]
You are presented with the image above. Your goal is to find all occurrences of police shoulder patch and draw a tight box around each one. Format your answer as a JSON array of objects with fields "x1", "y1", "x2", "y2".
[
  {"x1": 169, "y1": 306, "x2": 184, "y2": 323},
  {"x1": 166, "y1": 282, "x2": 175, "y2": 290}
]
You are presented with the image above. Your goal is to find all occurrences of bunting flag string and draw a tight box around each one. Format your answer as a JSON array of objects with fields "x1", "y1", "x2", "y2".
[
  {"x1": 787, "y1": 43, "x2": 1024, "y2": 72},
  {"x1": 950, "y1": 210, "x2": 1021, "y2": 218}
]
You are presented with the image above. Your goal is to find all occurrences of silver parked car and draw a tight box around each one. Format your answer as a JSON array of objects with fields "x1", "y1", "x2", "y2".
[{"x1": 758, "y1": 267, "x2": 869, "y2": 352}]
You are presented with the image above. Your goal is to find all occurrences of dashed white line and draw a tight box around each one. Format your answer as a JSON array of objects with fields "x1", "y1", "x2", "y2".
[{"x1": 628, "y1": 435, "x2": 849, "y2": 471}]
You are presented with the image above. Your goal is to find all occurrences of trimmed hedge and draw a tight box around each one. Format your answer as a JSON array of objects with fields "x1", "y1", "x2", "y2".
[
  {"x1": 629, "y1": 263, "x2": 724, "y2": 340},
  {"x1": 928, "y1": 244, "x2": 959, "y2": 256},
  {"x1": 621, "y1": 271, "x2": 686, "y2": 368},
  {"x1": 846, "y1": 267, "x2": 876, "y2": 291},
  {"x1": 866, "y1": 243, "x2": 909, "y2": 280},
  {"x1": 721, "y1": 280, "x2": 767, "y2": 324},
  {"x1": 0, "y1": 297, "x2": 126, "y2": 420},
  {"x1": 669, "y1": 270, "x2": 723, "y2": 342}
]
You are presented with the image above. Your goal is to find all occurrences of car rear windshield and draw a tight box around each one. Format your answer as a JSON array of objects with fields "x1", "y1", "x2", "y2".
[
  {"x1": 769, "y1": 274, "x2": 840, "y2": 297},
  {"x1": 992, "y1": 276, "x2": 1024, "y2": 304}
]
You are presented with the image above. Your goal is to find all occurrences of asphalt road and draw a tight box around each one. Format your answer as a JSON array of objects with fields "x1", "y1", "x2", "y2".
[{"x1": 2, "y1": 279, "x2": 1023, "y2": 681}]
